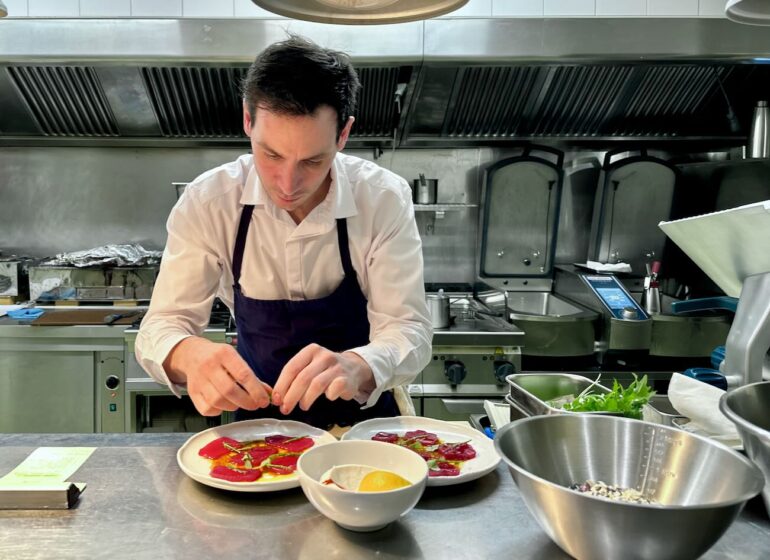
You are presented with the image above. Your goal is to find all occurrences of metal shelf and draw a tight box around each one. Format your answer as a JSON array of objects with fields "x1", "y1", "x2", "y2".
[{"x1": 414, "y1": 204, "x2": 478, "y2": 211}]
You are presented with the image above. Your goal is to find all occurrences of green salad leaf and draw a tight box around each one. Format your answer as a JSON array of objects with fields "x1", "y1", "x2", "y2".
[{"x1": 556, "y1": 374, "x2": 655, "y2": 420}]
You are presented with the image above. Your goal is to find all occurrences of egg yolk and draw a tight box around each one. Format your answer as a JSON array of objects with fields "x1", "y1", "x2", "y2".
[{"x1": 357, "y1": 470, "x2": 411, "y2": 492}]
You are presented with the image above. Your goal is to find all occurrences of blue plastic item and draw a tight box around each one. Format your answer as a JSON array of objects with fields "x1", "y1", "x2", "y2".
[
  {"x1": 671, "y1": 296, "x2": 738, "y2": 315},
  {"x1": 7, "y1": 308, "x2": 45, "y2": 320},
  {"x1": 483, "y1": 427, "x2": 495, "y2": 440},
  {"x1": 711, "y1": 346, "x2": 726, "y2": 370},
  {"x1": 682, "y1": 367, "x2": 728, "y2": 391}
]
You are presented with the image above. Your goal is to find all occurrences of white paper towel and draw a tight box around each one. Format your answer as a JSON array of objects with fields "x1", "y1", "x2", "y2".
[
  {"x1": 583, "y1": 260, "x2": 633, "y2": 274},
  {"x1": 668, "y1": 372, "x2": 741, "y2": 447}
]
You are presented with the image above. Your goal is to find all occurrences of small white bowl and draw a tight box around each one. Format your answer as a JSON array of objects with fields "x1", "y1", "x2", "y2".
[{"x1": 297, "y1": 440, "x2": 428, "y2": 532}]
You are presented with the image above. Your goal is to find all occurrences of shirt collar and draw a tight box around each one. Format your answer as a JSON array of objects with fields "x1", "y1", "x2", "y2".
[{"x1": 240, "y1": 154, "x2": 359, "y2": 222}]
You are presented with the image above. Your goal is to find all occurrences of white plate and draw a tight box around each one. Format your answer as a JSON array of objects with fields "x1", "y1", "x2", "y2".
[
  {"x1": 341, "y1": 416, "x2": 500, "y2": 487},
  {"x1": 177, "y1": 419, "x2": 337, "y2": 492}
]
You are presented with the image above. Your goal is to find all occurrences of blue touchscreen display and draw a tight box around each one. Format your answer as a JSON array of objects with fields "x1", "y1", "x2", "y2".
[{"x1": 595, "y1": 287, "x2": 635, "y2": 310}]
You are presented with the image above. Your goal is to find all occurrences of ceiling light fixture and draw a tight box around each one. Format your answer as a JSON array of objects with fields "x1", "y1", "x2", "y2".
[
  {"x1": 251, "y1": 0, "x2": 468, "y2": 25},
  {"x1": 0, "y1": 1, "x2": 8, "y2": 18},
  {"x1": 725, "y1": 0, "x2": 770, "y2": 25}
]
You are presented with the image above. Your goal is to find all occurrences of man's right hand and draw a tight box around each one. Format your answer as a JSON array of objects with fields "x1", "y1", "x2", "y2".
[{"x1": 163, "y1": 336, "x2": 272, "y2": 416}]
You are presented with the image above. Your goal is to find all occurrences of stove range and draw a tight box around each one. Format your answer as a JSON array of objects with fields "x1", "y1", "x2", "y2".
[{"x1": 414, "y1": 285, "x2": 524, "y2": 421}]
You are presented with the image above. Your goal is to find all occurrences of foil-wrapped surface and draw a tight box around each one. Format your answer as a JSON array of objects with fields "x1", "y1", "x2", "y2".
[{"x1": 40, "y1": 244, "x2": 162, "y2": 268}]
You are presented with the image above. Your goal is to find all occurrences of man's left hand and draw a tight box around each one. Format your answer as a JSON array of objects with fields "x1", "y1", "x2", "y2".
[{"x1": 271, "y1": 343, "x2": 375, "y2": 414}]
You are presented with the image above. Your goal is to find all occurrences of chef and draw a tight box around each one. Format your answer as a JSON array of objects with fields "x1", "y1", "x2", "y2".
[{"x1": 135, "y1": 36, "x2": 432, "y2": 429}]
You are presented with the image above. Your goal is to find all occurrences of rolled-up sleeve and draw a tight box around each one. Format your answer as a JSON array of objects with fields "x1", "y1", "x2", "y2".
[
  {"x1": 135, "y1": 195, "x2": 222, "y2": 396},
  {"x1": 349, "y1": 187, "x2": 433, "y2": 407}
]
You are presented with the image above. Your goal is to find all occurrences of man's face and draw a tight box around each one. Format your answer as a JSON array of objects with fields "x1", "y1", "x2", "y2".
[{"x1": 244, "y1": 104, "x2": 353, "y2": 222}]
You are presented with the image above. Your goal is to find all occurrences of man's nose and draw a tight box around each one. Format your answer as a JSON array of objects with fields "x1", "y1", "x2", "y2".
[{"x1": 277, "y1": 165, "x2": 301, "y2": 195}]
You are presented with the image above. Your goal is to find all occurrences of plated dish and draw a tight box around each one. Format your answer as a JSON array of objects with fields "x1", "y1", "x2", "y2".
[
  {"x1": 341, "y1": 416, "x2": 500, "y2": 487},
  {"x1": 177, "y1": 419, "x2": 337, "y2": 492}
]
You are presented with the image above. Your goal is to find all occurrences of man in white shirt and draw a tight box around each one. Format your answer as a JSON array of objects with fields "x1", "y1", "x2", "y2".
[{"x1": 135, "y1": 36, "x2": 432, "y2": 429}]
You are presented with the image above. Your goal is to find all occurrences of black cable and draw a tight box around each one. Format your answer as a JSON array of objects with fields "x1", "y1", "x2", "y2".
[{"x1": 712, "y1": 66, "x2": 741, "y2": 133}]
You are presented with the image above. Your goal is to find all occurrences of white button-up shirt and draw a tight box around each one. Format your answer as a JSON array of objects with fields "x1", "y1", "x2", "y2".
[{"x1": 135, "y1": 152, "x2": 433, "y2": 407}]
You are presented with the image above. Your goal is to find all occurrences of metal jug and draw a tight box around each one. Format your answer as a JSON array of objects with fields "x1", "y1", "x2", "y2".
[
  {"x1": 426, "y1": 290, "x2": 450, "y2": 329},
  {"x1": 748, "y1": 100, "x2": 769, "y2": 158},
  {"x1": 413, "y1": 173, "x2": 438, "y2": 204}
]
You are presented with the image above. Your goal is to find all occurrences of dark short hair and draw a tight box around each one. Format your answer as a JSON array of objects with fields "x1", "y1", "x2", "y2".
[{"x1": 241, "y1": 35, "x2": 360, "y2": 138}]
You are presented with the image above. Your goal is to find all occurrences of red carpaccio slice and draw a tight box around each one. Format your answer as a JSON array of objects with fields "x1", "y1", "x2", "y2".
[
  {"x1": 263, "y1": 454, "x2": 300, "y2": 475},
  {"x1": 369, "y1": 430, "x2": 476, "y2": 477},
  {"x1": 371, "y1": 431, "x2": 400, "y2": 443},
  {"x1": 210, "y1": 465, "x2": 262, "y2": 482},
  {"x1": 403, "y1": 430, "x2": 439, "y2": 446},
  {"x1": 265, "y1": 435, "x2": 314, "y2": 453},
  {"x1": 230, "y1": 446, "x2": 277, "y2": 467},
  {"x1": 198, "y1": 437, "x2": 242, "y2": 459},
  {"x1": 437, "y1": 442, "x2": 477, "y2": 461},
  {"x1": 428, "y1": 462, "x2": 461, "y2": 477}
]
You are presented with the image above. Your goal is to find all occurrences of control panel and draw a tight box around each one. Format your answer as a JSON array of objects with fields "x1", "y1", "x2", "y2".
[
  {"x1": 96, "y1": 350, "x2": 125, "y2": 433},
  {"x1": 582, "y1": 275, "x2": 648, "y2": 321}
]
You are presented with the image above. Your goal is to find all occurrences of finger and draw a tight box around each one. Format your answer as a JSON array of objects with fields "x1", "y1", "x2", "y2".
[
  {"x1": 298, "y1": 370, "x2": 339, "y2": 411},
  {"x1": 280, "y1": 355, "x2": 331, "y2": 415},
  {"x1": 206, "y1": 367, "x2": 262, "y2": 410},
  {"x1": 189, "y1": 380, "x2": 234, "y2": 416},
  {"x1": 189, "y1": 392, "x2": 223, "y2": 417},
  {"x1": 219, "y1": 349, "x2": 272, "y2": 408},
  {"x1": 272, "y1": 344, "x2": 320, "y2": 406},
  {"x1": 324, "y1": 376, "x2": 355, "y2": 402}
]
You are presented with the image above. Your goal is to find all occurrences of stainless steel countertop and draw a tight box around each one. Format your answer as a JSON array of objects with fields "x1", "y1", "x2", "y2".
[{"x1": 1, "y1": 433, "x2": 768, "y2": 560}]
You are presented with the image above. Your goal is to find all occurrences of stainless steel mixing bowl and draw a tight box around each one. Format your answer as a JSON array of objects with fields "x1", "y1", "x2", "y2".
[
  {"x1": 720, "y1": 380, "x2": 770, "y2": 514},
  {"x1": 495, "y1": 414, "x2": 764, "y2": 560}
]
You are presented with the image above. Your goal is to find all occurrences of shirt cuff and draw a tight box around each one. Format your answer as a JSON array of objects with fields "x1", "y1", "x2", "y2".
[
  {"x1": 135, "y1": 331, "x2": 192, "y2": 398},
  {"x1": 347, "y1": 345, "x2": 389, "y2": 409}
]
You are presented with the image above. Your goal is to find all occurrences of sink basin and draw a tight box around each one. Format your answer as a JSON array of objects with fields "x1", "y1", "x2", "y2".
[
  {"x1": 504, "y1": 293, "x2": 598, "y2": 357},
  {"x1": 507, "y1": 292, "x2": 595, "y2": 318},
  {"x1": 631, "y1": 294, "x2": 733, "y2": 358}
]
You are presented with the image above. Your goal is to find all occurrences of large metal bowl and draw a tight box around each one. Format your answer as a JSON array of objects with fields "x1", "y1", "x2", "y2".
[
  {"x1": 495, "y1": 414, "x2": 764, "y2": 560},
  {"x1": 720, "y1": 380, "x2": 770, "y2": 514}
]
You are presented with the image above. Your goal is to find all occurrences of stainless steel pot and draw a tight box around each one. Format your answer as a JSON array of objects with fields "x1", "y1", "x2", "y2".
[
  {"x1": 426, "y1": 292, "x2": 450, "y2": 329},
  {"x1": 413, "y1": 173, "x2": 437, "y2": 204}
]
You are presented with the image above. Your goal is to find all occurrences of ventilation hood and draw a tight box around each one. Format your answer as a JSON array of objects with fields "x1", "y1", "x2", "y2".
[{"x1": 1, "y1": 18, "x2": 770, "y2": 148}]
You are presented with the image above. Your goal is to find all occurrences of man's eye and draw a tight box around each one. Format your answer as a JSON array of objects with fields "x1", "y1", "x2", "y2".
[
  {"x1": 304, "y1": 160, "x2": 322, "y2": 166},
  {"x1": 266, "y1": 153, "x2": 281, "y2": 160}
]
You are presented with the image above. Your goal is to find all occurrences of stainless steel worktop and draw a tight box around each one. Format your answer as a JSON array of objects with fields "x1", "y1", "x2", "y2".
[{"x1": 1, "y1": 433, "x2": 768, "y2": 560}]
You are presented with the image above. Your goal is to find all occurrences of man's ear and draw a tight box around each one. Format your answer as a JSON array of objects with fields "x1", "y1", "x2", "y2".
[
  {"x1": 336, "y1": 116, "x2": 355, "y2": 151},
  {"x1": 243, "y1": 102, "x2": 253, "y2": 136}
]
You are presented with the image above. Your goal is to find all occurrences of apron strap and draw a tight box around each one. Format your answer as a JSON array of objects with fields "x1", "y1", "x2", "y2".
[
  {"x1": 232, "y1": 204, "x2": 255, "y2": 290},
  {"x1": 336, "y1": 218, "x2": 355, "y2": 277}
]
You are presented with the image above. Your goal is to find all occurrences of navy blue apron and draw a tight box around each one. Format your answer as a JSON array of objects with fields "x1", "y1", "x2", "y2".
[{"x1": 231, "y1": 205, "x2": 398, "y2": 429}]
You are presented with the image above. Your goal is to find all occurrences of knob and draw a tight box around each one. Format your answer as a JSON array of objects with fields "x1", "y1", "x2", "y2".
[
  {"x1": 445, "y1": 362, "x2": 467, "y2": 385},
  {"x1": 621, "y1": 307, "x2": 638, "y2": 319},
  {"x1": 105, "y1": 375, "x2": 120, "y2": 390},
  {"x1": 494, "y1": 361, "x2": 515, "y2": 384}
]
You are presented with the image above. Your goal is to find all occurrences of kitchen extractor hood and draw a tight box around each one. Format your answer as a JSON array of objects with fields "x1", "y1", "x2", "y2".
[
  {"x1": 251, "y1": 0, "x2": 468, "y2": 25},
  {"x1": 1, "y1": 18, "x2": 770, "y2": 148}
]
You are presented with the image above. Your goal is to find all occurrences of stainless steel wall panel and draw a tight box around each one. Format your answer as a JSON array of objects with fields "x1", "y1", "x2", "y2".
[
  {"x1": 424, "y1": 18, "x2": 770, "y2": 62},
  {"x1": 0, "y1": 19, "x2": 424, "y2": 64}
]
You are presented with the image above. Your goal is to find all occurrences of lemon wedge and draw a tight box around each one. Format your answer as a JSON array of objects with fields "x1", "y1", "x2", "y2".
[{"x1": 357, "y1": 470, "x2": 411, "y2": 492}]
